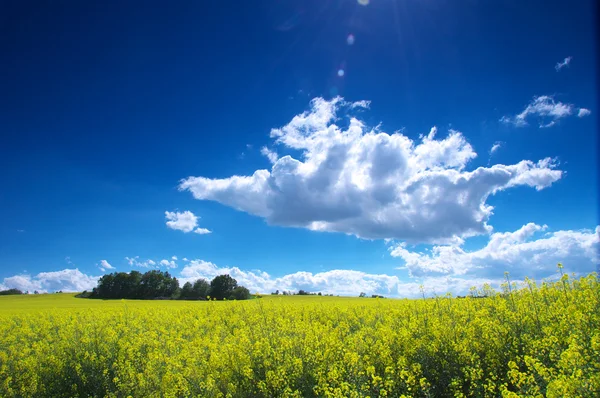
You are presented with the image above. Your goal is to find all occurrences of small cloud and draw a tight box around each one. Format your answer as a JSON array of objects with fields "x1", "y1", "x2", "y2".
[
  {"x1": 261, "y1": 146, "x2": 278, "y2": 164},
  {"x1": 489, "y1": 142, "x2": 502, "y2": 155},
  {"x1": 183, "y1": 257, "x2": 189, "y2": 262},
  {"x1": 165, "y1": 210, "x2": 211, "y2": 235},
  {"x1": 500, "y1": 95, "x2": 574, "y2": 128},
  {"x1": 555, "y1": 56, "x2": 572, "y2": 71},
  {"x1": 160, "y1": 259, "x2": 177, "y2": 269},
  {"x1": 172, "y1": 255, "x2": 178, "y2": 260},
  {"x1": 125, "y1": 257, "x2": 157, "y2": 268},
  {"x1": 194, "y1": 227, "x2": 212, "y2": 235},
  {"x1": 98, "y1": 259, "x2": 115, "y2": 272},
  {"x1": 577, "y1": 108, "x2": 591, "y2": 118},
  {"x1": 65, "y1": 256, "x2": 73, "y2": 265},
  {"x1": 16, "y1": 229, "x2": 25, "y2": 233}
]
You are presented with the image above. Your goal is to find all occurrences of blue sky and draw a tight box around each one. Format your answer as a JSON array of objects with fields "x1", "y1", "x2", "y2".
[{"x1": 1, "y1": 0, "x2": 598, "y2": 296}]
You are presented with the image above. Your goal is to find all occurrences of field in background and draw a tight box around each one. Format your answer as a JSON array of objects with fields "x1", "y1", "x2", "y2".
[
  {"x1": 0, "y1": 292, "x2": 361, "y2": 314},
  {"x1": 1, "y1": 274, "x2": 598, "y2": 397}
]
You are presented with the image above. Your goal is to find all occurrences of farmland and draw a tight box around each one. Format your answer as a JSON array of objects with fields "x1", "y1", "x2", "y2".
[{"x1": 1, "y1": 274, "x2": 598, "y2": 397}]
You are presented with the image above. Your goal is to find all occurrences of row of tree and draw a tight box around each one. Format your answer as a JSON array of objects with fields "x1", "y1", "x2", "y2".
[
  {"x1": 0, "y1": 288, "x2": 25, "y2": 295},
  {"x1": 81, "y1": 270, "x2": 251, "y2": 300}
]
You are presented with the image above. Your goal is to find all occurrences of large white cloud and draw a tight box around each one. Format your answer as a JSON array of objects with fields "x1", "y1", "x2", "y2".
[
  {"x1": 180, "y1": 97, "x2": 562, "y2": 243},
  {"x1": 1, "y1": 269, "x2": 99, "y2": 293},
  {"x1": 391, "y1": 224, "x2": 599, "y2": 279},
  {"x1": 165, "y1": 210, "x2": 212, "y2": 234}
]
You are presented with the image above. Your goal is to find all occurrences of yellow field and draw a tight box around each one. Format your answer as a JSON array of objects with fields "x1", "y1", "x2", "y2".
[{"x1": 1, "y1": 274, "x2": 598, "y2": 397}]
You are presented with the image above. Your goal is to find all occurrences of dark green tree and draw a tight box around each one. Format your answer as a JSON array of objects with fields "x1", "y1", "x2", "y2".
[
  {"x1": 209, "y1": 275, "x2": 237, "y2": 300},
  {"x1": 0, "y1": 288, "x2": 24, "y2": 295},
  {"x1": 192, "y1": 279, "x2": 210, "y2": 299},
  {"x1": 231, "y1": 286, "x2": 250, "y2": 300},
  {"x1": 180, "y1": 282, "x2": 193, "y2": 299}
]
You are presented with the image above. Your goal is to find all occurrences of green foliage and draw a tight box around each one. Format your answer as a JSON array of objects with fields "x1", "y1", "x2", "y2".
[
  {"x1": 209, "y1": 274, "x2": 238, "y2": 300},
  {"x1": 231, "y1": 286, "x2": 250, "y2": 300}
]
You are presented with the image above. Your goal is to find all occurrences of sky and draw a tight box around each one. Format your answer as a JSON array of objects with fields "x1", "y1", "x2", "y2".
[{"x1": 0, "y1": 0, "x2": 598, "y2": 297}]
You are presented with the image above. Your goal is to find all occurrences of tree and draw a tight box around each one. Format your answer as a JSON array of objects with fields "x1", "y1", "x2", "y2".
[
  {"x1": 359, "y1": 292, "x2": 366, "y2": 298},
  {"x1": 210, "y1": 275, "x2": 237, "y2": 300},
  {"x1": 180, "y1": 282, "x2": 193, "y2": 299},
  {"x1": 0, "y1": 288, "x2": 24, "y2": 296},
  {"x1": 192, "y1": 279, "x2": 210, "y2": 299},
  {"x1": 231, "y1": 286, "x2": 250, "y2": 300}
]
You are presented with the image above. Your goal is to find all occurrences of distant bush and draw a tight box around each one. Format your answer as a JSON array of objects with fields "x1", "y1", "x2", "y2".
[{"x1": 0, "y1": 289, "x2": 24, "y2": 296}]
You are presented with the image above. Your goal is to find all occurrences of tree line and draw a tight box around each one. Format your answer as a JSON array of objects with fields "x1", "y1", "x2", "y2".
[
  {"x1": 0, "y1": 288, "x2": 25, "y2": 296},
  {"x1": 79, "y1": 270, "x2": 251, "y2": 300}
]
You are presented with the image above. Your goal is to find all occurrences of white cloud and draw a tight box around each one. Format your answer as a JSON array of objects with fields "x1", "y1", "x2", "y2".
[
  {"x1": 1, "y1": 269, "x2": 99, "y2": 293},
  {"x1": 179, "y1": 259, "x2": 401, "y2": 296},
  {"x1": 172, "y1": 256, "x2": 178, "y2": 260},
  {"x1": 261, "y1": 146, "x2": 278, "y2": 164},
  {"x1": 500, "y1": 95, "x2": 575, "y2": 128},
  {"x1": 489, "y1": 142, "x2": 502, "y2": 155},
  {"x1": 165, "y1": 210, "x2": 198, "y2": 233},
  {"x1": 180, "y1": 97, "x2": 562, "y2": 243},
  {"x1": 183, "y1": 257, "x2": 189, "y2": 262},
  {"x1": 194, "y1": 227, "x2": 212, "y2": 235},
  {"x1": 125, "y1": 256, "x2": 157, "y2": 268},
  {"x1": 126, "y1": 256, "x2": 178, "y2": 269},
  {"x1": 178, "y1": 259, "x2": 509, "y2": 297},
  {"x1": 160, "y1": 259, "x2": 177, "y2": 269},
  {"x1": 391, "y1": 224, "x2": 599, "y2": 279},
  {"x1": 577, "y1": 108, "x2": 591, "y2": 118},
  {"x1": 98, "y1": 259, "x2": 115, "y2": 272},
  {"x1": 555, "y1": 56, "x2": 572, "y2": 71}
]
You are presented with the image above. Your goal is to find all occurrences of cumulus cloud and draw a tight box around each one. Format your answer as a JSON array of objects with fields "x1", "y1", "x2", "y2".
[
  {"x1": 391, "y1": 224, "x2": 599, "y2": 279},
  {"x1": 500, "y1": 95, "x2": 575, "y2": 128},
  {"x1": 98, "y1": 260, "x2": 115, "y2": 272},
  {"x1": 180, "y1": 97, "x2": 562, "y2": 243},
  {"x1": 172, "y1": 256, "x2": 178, "y2": 260},
  {"x1": 165, "y1": 210, "x2": 212, "y2": 234},
  {"x1": 1, "y1": 269, "x2": 99, "y2": 293},
  {"x1": 555, "y1": 56, "x2": 572, "y2": 71},
  {"x1": 577, "y1": 108, "x2": 591, "y2": 118},
  {"x1": 179, "y1": 260, "x2": 400, "y2": 296},
  {"x1": 177, "y1": 259, "x2": 508, "y2": 297}
]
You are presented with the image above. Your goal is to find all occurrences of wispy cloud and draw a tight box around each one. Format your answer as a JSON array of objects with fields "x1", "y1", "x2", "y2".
[
  {"x1": 98, "y1": 260, "x2": 115, "y2": 272},
  {"x1": 500, "y1": 95, "x2": 575, "y2": 128},
  {"x1": 125, "y1": 256, "x2": 156, "y2": 268},
  {"x1": 555, "y1": 56, "x2": 572, "y2": 71},
  {"x1": 260, "y1": 146, "x2": 278, "y2": 164},
  {"x1": 489, "y1": 141, "x2": 502, "y2": 155}
]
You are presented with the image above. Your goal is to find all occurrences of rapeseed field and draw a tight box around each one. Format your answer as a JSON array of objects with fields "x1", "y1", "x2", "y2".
[{"x1": 0, "y1": 273, "x2": 598, "y2": 397}]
